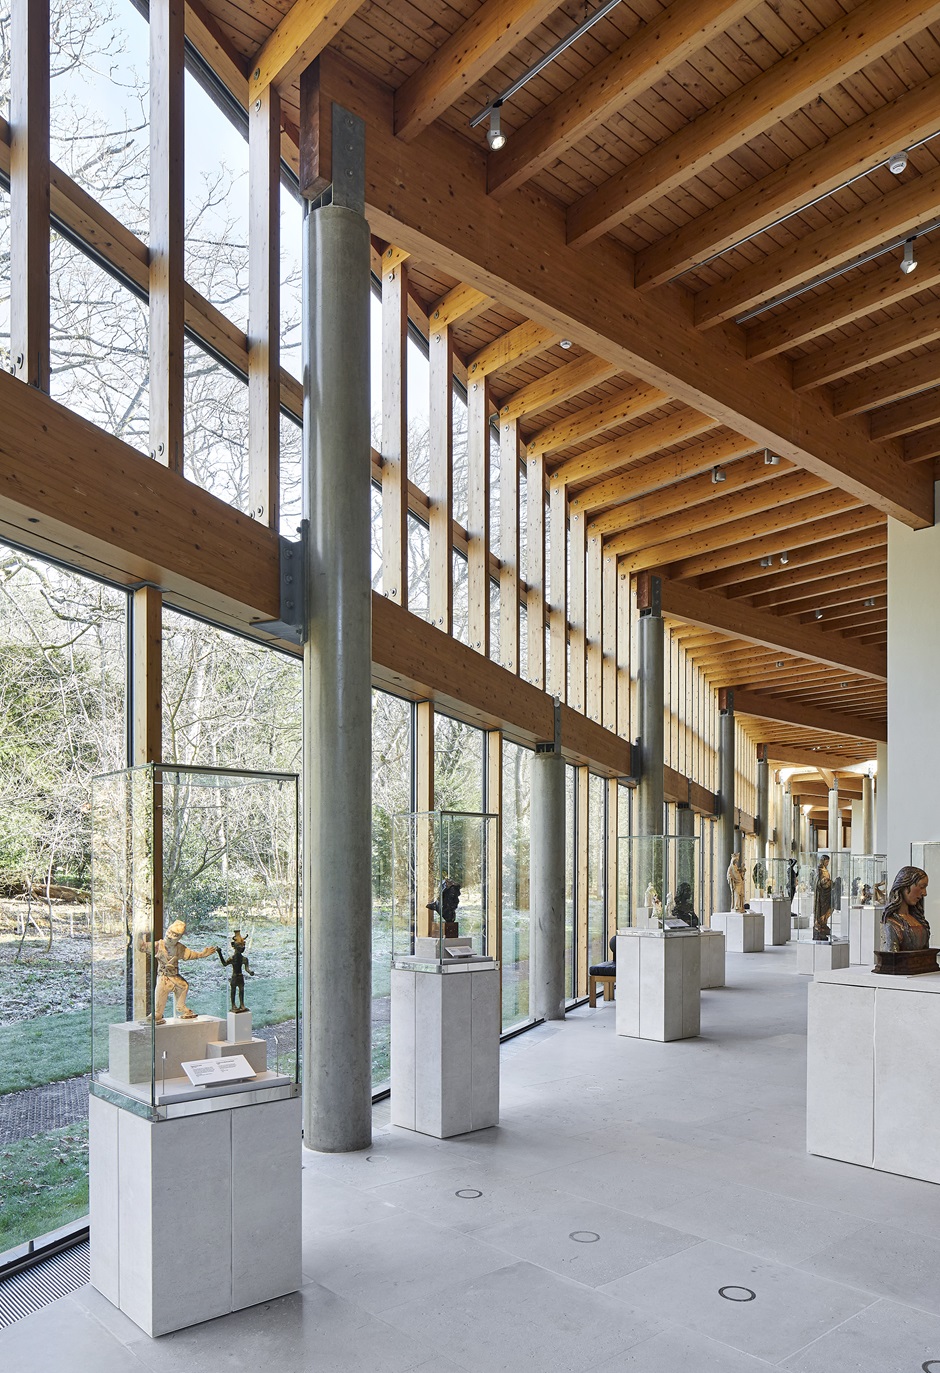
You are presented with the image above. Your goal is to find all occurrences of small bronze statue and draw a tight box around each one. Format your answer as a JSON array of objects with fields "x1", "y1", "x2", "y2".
[
  {"x1": 428, "y1": 879, "x2": 461, "y2": 939},
  {"x1": 673, "y1": 881, "x2": 699, "y2": 928},
  {"x1": 873, "y1": 866, "x2": 939, "y2": 974},
  {"x1": 217, "y1": 928, "x2": 254, "y2": 1012},
  {"x1": 786, "y1": 859, "x2": 798, "y2": 901},
  {"x1": 813, "y1": 854, "x2": 833, "y2": 941}
]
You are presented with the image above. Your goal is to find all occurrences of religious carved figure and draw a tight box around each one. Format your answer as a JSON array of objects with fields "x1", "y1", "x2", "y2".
[
  {"x1": 786, "y1": 859, "x2": 798, "y2": 901},
  {"x1": 813, "y1": 855, "x2": 833, "y2": 941},
  {"x1": 217, "y1": 928, "x2": 254, "y2": 1012},
  {"x1": 153, "y1": 920, "x2": 219, "y2": 1023},
  {"x1": 860, "y1": 883, "x2": 873, "y2": 906},
  {"x1": 727, "y1": 853, "x2": 745, "y2": 913},
  {"x1": 881, "y1": 867, "x2": 931, "y2": 952}
]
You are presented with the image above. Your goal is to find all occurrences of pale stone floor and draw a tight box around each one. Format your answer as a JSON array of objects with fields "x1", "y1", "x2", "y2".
[{"x1": 5, "y1": 943, "x2": 940, "y2": 1372}]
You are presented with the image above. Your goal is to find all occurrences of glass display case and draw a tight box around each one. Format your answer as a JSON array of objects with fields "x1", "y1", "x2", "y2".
[
  {"x1": 911, "y1": 842, "x2": 940, "y2": 932},
  {"x1": 618, "y1": 834, "x2": 701, "y2": 932},
  {"x1": 766, "y1": 856, "x2": 798, "y2": 901},
  {"x1": 90, "y1": 764, "x2": 300, "y2": 1119},
  {"x1": 850, "y1": 853, "x2": 888, "y2": 908},
  {"x1": 795, "y1": 850, "x2": 850, "y2": 942},
  {"x1": 391, "y1": 809, "x2": 499, "y2": 962}
]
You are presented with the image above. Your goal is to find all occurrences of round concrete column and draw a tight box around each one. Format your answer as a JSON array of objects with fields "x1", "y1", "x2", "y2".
[
  {"x1": 757, "y1": 753, "x2": 770, "y2": 860},
  {"x1": 302, "y1": 201, "x2": 373, "y2": 1152},
  {"x1": 828, "y1": 783, "x2": 840, "y2": 851},
  {"x1": 861, "y1": 773, "x2": 875, "y2": 853},
  {"x1": 718, "y1": 701, "x2": 736, "y2": 876},
  {"x1": 637, "y1": 610, "x2": 664, "y2": 836},
  {"x1": 531, "y1": 749, "x2": 567, "y2": 1021}
]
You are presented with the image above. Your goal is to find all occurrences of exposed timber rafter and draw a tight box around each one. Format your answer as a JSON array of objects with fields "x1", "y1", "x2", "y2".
[
  {"x1": 733, "y1": 688, "x2": 886, "y2": 743},
  {"x1": 302, "y1": 52, "x2": 934, "y2": 529},
  {"x1": 250, "y1": 0, "x2": 364, "y2": 94}
]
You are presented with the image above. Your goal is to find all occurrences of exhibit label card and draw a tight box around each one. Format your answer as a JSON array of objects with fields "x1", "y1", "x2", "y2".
[{"x1": 181, "y1": 1055, "x2": 256, "y2": 1087}]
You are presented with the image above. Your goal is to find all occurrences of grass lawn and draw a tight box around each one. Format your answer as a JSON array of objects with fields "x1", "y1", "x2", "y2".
[{"x1": 0, "y1": 1120, "x2": 89, "y2": 1253}]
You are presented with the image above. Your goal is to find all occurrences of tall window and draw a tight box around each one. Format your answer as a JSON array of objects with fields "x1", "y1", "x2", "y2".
[
  {"x1": 587, "y1": 773, "x2": 606, "y2": 969},
  {"x1": 565, "y1": 764, "x2": 576, "y2": 999},
  {"x1": 371, "y1": 689, "x2": 411, "y2": 1089},
  {"x1": 502, "y1": 741, "x2": 531, "y2": 1030}
]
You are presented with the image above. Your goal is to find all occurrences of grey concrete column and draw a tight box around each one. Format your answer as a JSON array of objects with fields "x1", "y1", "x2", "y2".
[
  {"x1": 718, "y1": 693, "x2": 736, "y2": 877},
  {"x1": 861, "y1": 772, "x2": 875, "y2": 853},
  {"x1": 302, "y1": 111, "x2": 373, "y2": 1153},
  {"x1": 637, "y1": 602, "x2": 664, "y2": 836},
  {"x1": 531, "y1": 748, "x2": 567, "y2": 1021},
  {"x1": 756, "y1": 750, "x2": 770, "y2": 860},
  {"x1": 828, "y1": 782, "x2": 840, "y2": 852},
  {"x1": 781, "y1": 785, "x2": 792, "y2": 857}
]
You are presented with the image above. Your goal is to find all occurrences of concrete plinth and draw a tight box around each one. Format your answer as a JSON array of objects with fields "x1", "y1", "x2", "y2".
[
  {"x1": 751, "y1": 897, "x2": 790, "y2": 945},
  {"x1": 615, "y1": 930, "x2": 700, "y2": 1041},
  {"x1": 807, "y1": 967, "x2": 940, "y2": 1183},
  {"x1": 848, "y1": 905, "x2": 883, "y2": 965},
  {"x1": 711, "y1": 911, "x2": 764, "y2": 953},
  {"x1": 89, "y1": 1092, "x2": 301, "y2": 1336},
  {"x1": 226, "y1": 1010, "x2": 253, "y2": 1043},
  {"x1": 108, "y1": 1016, "x2": 224, "y2": 1085},
  {"x1": 390, "y1": 960, "x2": 499, "y2": 1137},
  {"x1": 699, "y1": 929, "x2": 726, "y2": 988},
  {"x1": 797, "y1": 940, "x2": 850, "y2": 975},
  {"x1": 413, "y1": 936, "x2": 472, "y2": 960}
]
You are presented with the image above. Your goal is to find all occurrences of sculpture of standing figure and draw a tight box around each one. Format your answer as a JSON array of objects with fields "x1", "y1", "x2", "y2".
[
  {"x1": 727, "y1": 852, "x2": 745, "y2": 912},
  {"x1": 813, "y1": 855, "x2": 833, "y2": 941},
  {"x1": 217, "y1": 928, "x2": 254, "y2": 1012},
  {"x1": 152, "y1": 920, "x2": 219, "y2": 1023},
  {"x1": 881, "y1": 866, "x2": 930, "y2": 952}
]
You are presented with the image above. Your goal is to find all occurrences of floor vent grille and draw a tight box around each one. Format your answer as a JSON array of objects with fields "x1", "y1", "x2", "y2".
[{"x1": 0, "y1": 1240, "x2": 89, "y2": 1330}]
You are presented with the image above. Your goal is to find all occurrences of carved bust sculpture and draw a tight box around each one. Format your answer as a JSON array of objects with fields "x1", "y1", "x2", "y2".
[
  {"x1": 881, "y1": 866, "x2": 930, "y2": 952},
  {"x1": 673, "y1": 881, "x2": 698, "y2": 928}
]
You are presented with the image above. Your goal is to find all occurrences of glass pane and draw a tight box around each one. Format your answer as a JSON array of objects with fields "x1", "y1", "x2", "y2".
[
  {"x1": 587, "y1": 774, "x2": 606, "y2": 968},
  {"x1": 565, "y1": 765, "x2": 576, "y2": 999},
  {"x1": 408, "y1": 513, "x2": 430, "y2": 620},
  {"x1": 502, "y1": 742, "x2": 531, "y2": 1030},
  {"x1": 434, "y1": 714, "x2": 483, "y2": 812},
  {"x1": 0, "y1": 551, "x2": 126, "y2": 1254},
  {"x1": 0, "y1": 185, "x2": 10, "y2": 368},
  {"x1": 453, "y1": 388, "x2": 468, "y2": 527},
  {"x1": 279, "y1": 413, "x2": 302, "y2": 539},
  {"x1": 280, "y1": 182, "x2": 303, "y2": 381},
  {"x1": 371, "y1": 689, "x2": 411, "y2": 1090},
  {"x1": 183, "y1": 339, "x2": 250, "y2": 512},
  {"x1": 184, "y1": 70, "x2": 248, "y2": 329}
]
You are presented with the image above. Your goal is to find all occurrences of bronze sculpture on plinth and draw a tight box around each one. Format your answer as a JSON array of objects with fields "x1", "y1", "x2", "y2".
[
  {"x1": 427, "y1": 878, "x2": 461, "y2": 939},
  {"x1": 874, "y1": 866, "x2": 939, "y2": 974},
  {"x1": 813, "y1": 855, "x2": 833, "y2": 941},
  {"x1": 217, "y1": 928, "x2": 254, "y2": 1012}
]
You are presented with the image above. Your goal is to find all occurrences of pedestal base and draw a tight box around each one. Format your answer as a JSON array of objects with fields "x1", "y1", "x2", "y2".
[
  {"x1": 390, "y1": 960, "x2": 499, "y2": 1137},
  {"x1": 711, "y1": 911, "x2": 764, "y2": 953},
  {"x1": 848, "y1": 906, "x2": 879, "y2": 965},
  {"x1": 797, "y1": 940, "x2": 850, "y2": 974},
  {"x1": 413, "y1": 936, "x2": 472, "y2": 960},
  {"x1": 89, "y1": 1092, "x2": 301, "y2": 1336},
  {"x1": 615, "y1": 930, "x2": 701, "y2": 1041},
  {"x1": 751, "y1": 897, "x2": 790, "y2": 945},
  {"x1": 699, "y1": 929, "x2": 725, "y2": 988},
  {"x1": 108, "y1": 1016, "x2": 224, "y2": 1085},
  {"x1": 807, "y1": 967, "x2": 940, "y2": 1183},
  {"x1": 206, "y1": 1037, "x2": 268, "y2": 1073}
]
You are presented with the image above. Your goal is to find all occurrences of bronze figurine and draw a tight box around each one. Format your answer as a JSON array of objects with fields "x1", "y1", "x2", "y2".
[
  {"x1": 217, "y1": 928, "x2": 254, "y2": 1012},
  {"x1": 428, "y1": 878, "x2": 461, "y2": 939}
]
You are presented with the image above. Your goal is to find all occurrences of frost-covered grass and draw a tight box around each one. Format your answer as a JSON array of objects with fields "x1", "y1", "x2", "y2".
[{"x1": 0, "y1": 1121, "x2": 89, "y2": 1253}]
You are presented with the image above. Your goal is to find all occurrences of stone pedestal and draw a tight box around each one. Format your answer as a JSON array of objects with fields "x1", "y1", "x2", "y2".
[
  {"x1": 797, "y1": 940, "x2": 850, "y2": 975},
  {"x1": 390, "y1": 958, "x2": 499, "y2": 1138},
  {"x1": 108, "y1": 1016, "x2": 224, "y2": 1085},
  {"x1": 807, "y1": 967, "x2": 940, "y2": 1183},
  {"x1": 89, "y1": 1092, "x2": 301, "y2": 1337},
  {"x1": 206, "y1": 1038, "x2": 268, "y2": 1073},
  {"x1": 699, "y1": 929, "x2": 725, "y2": 988},
  {"x1": 848, "y1": 905, "x2": 882, "y2": 965},
  {"x1": 615, "y1": 930, "x2": 700, "y2": 1041},
  {"x1": 711, "y1": 911, "x2": 764, "y2": 953},
  {"x1": 751, "y1": 897, "x2": 790, "y2": 945}
]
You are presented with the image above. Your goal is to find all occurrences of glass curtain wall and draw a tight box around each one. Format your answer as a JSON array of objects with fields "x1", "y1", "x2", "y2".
[
  {"x1": 371, "y1": 690, "x2": 412, "y2": 1089},
  {"x1": 565, "y1": 764, "x2": 577, "y2": 1000},
  {"x1": 587, "y1": 773, "x2": 607, "y2": 969},
  {"x1": 501, "y1": 741, "x2": 531, "y2": 1030}
]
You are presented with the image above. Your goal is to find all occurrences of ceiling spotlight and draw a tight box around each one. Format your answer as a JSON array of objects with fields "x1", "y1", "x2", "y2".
[
  {"x1": 486, "y1": 106, "x2": 506, "y2": 151},
  {"x1": 712, "y1": 466, "x2": 726, "y2": 484},
  {"x1": 559, "y1": 338, "x2": 572, "y2": 349},
  {"x1": 763, "y1": 448, "x2": 781, "y2": 465},
  {"x1": 814, "y1": 609, "x2": 824, "y2": 620},
  {"x1": 841, "y1": 682, "x2": 849, "y2": 688},
  {"x1": 780, "y1": 552, "x2": 789, "y2": 565},
  {"x1": 901, "y1": 238, "x2": 918, "y2": 275},
  {"x1": 888, "y1": 150, "x2": 909, "y2": 175},
  {"x1": 864, "y1": 596, "x2": 876, "y2": 607},
  {"x1": 760, "y1": 556, "x2": 773, "y2": 567},
  {"x1": 776, "y1": 661, "x2": 784, "y2": 668}
]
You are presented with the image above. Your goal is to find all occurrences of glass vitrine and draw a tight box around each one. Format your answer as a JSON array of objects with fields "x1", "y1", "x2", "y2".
[
  {"x1": 618, "y1": 834, "x2": 701, "y2": 932},
  {"x1": 911, "y1": 842, "x2": 940, "y2": 933},
  {"x1": 90, "y1": 764, "x2": 300, "y2": 1120},
  {"x1": 391, "y1": 809, "x2": 498, "y2": 962},
  {"x1": 850, "y1": 853, "x2": 888, "y2": 908},
  {"x1": 795, "y1": 850, "x2": 850, "y2": 943},
  {"x1": 766, "y1": 856, "x2": 798, "y2": 901}
]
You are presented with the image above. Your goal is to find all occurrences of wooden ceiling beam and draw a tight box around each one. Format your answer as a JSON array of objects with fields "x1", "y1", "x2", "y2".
[
  {"x1": 834, "y1": 348, "x2": 940, "y2": 419},
  {"x1": 551, "y1": 408, "x2": 716, "y2": 485},
  {"x1": 869, "y1": 387, "x2": 940, "y2": 440},
  {"x1": 781, "y1": 579, "x2": 885, "y2": 618},
  {"x1": 793, "y1": 299, "x2": 940, "y2": 392},
  {"x1": 725, "y1": 541, "x2": 886, "y2": 599},
  {"x1": 605, "y1": 471, "x2": 829, "y2": 557},
  {"x1": 428, "y1": 283, "x2": 494, "y2": 329},
  {"x1": 185, "y1": 0, "x2": 250, "y2": 101},
  {"x1": 565, "y1": 0, "x2": 940, "y2": 248},
  {"x1": 813, "y1": 606, "x2": 884, "y2": 630},
  {"x1": 695, "y1": 166, "x2": 940, "y2": 329},
  {"x1": 766, "y1": 748, "x2": 861, "y2": 771},
  {"x1": 652, "y1": 578, "x2": 886, "y2": 680},
  {"x1": 250, "y1": 0, "x2": 364, "y2": 93},
  {"x1": 569, "y1": 431, "x2": 757, "y2": 516},
  {"x1": 733, "y1": 688, "x2": 886, "y2": 742},
  {"x1": 745, "y1": 240, "x2": 940, "y2": 362},
  {"x1": 467, "y1": 321, "x2": 559, "y2": 380},
  {"x1": 498, "y1": 355, "x2": 619, "y2": 424},
  {"x1": 736, "y1": 665, "x2": 859, "y2": 691},
  {"x1": 696, "y1": 522, "x2": 886, "y2": 589},
  {"x1": 903, "y1": 424, "x2": 940, "y2": 463},
  {"x1": 308, "y1": 53, "x2": 933, "y2": 528},
  {"x1": 669, "y1": 502, "x2": 880, "y2": 581},
  {"x1": 526, "y1": 383, "x2": 667, "y2": 458},
  {"x1": 394, "y1": 0, "x2": 561, "y2": 142},
  {"x1": 636, "y1": 75, "x2": 940, "y2": 289},
  {"x1": 748, "y1": 563, "x2": 887, "y2": 610},
  {"x1": 485, "y1": 0, "x2": 752, "y2": 198}
]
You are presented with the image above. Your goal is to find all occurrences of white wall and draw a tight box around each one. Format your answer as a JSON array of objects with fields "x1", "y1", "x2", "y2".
[
  {"x1": 876, "y1": 741, "x2": 888, "y2": 855},
  {"x1": 887, "y1": 488, "x2": 940, "y2": 879}
]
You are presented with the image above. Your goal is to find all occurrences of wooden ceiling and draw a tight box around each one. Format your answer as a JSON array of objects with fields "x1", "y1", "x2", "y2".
[{"x1": 188, "y1": 0, "x2": 936, "y2": 757}]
